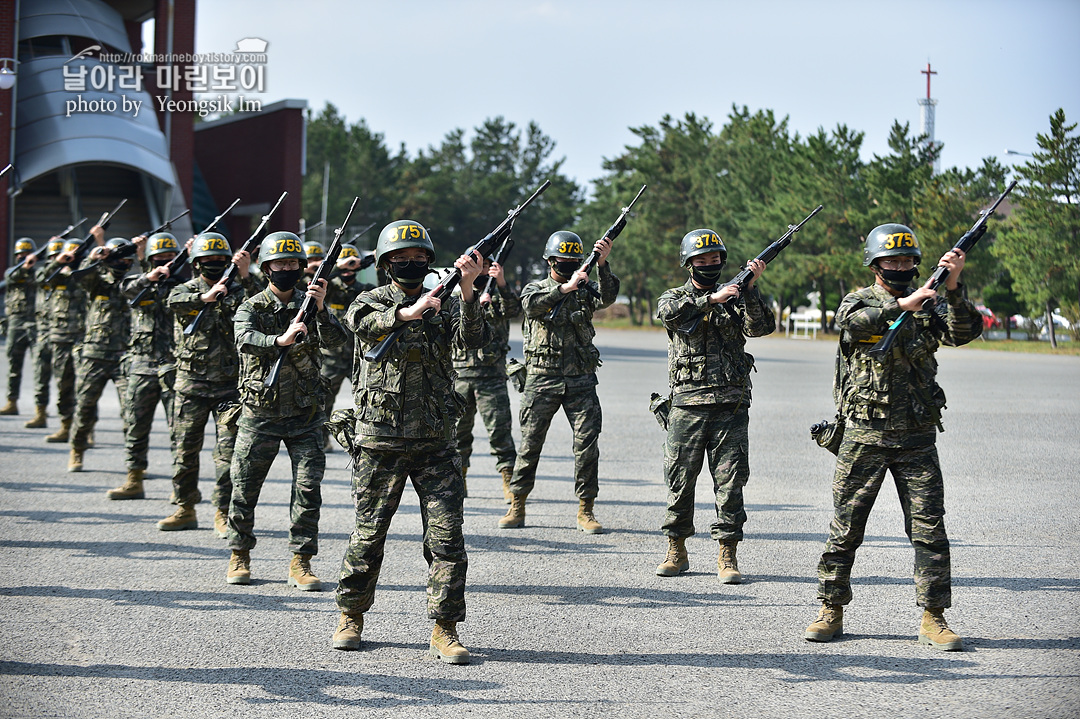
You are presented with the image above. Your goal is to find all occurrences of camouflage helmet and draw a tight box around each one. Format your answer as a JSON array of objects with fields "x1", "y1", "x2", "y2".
[
  {"x1": 62, "y1": 239, "x2": 81, "y2": 254},
  {"x1": 147, "y1": 232, "x2": 180, "y2": 258},
  {"x1": 46, "y1": 238, "x2": 66, "y2": 258},
  {"x1": 258, "y1": 231, "x2": 305, "y2": 265},
  {"x1": 375, "y1": 220, "x2": 434, "y2": 267},
  {"x1": 303, "y1": 240, "x2": 325, "y2": 259},
  {"x1": 14, "y1": 237, "x2": 35, "y2": 255},
  {"x1": 338, "y1": 243, "x2": 360, "y2": 261},
  {"x1": 679, "y1": 229, "x2": 727, "y2": 267},
  {"x1": 105, "y1": 237, "x2": 134, "y2": 253},
  {"x1": 863, "y1": 223, "x2": 921, "y2": 267},
  {"x1": 191, "y1": 232, "x2": 232, "y2": 260},
  {"x1": 543, "y1": 231, "x2": 585, "y2": 260}
]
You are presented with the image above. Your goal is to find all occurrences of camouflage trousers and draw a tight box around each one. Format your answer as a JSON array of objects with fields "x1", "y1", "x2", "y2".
[
  {"x1": 455, "y1": 375, "x2": 517, "y2": 472},
  {"x1": 228, "y1": 412, "x2": 325, "y2": 556},
  {"x1": 30, "y1": 334, "x2": 52, "y2": 409},
  {"x1": 5, "y1": 324, "x2": 34, "y2": 402},
  {"x1": 817, "y1": 437, "x2": 951, "y2": 608},
  {"x1": 509, "y1": 373, "x2": 601, "y2": 500},
  {"x1": 49, "y1": 340, "x2": 78, "y2": 420},
  {"x1": 123, "y1": 370, "x2": 174, "y2": 471},
  {"x1": 170, "y1": 389, "x2": 239, "y2": 510},
  {"x1": 71, "y1": 355, "x2": 128, "y2": 450},
  {"x1": 662, "y1": 403, "x2": 750, "y2": 542},
  {"x1": 336, "y1": 438, "x2": 467, "y2": 621},
  {"x1": 321, "y1": 363, "x2": 351, "y2": 443}
]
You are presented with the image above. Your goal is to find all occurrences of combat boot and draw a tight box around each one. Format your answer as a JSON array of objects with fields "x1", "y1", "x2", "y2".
[
  {"x1": 288, "y1": 554, "x2": 322, "y2": 591},
  {"x1": 498, "y1": 493, "x2": 527, "y2": 529},
  {"x1": 500, "y1": 467, "x2": 513, "y2": 504},
  {"x1": 804, "y1": 603, "x2": 844, "y2": 642},
  {"x1": 45, "y1": 417, "x2": 71, "y2": 443},
  {"x1": 718, "y1": 541, "x2": 743, "y2": 584},
  {"x1": 67, "y1": 447, "x2": 84, "y2": 473},
  {"x1": 919, "y1": 608, "x2": 963, "y2": 651},
  {"x1": 577, "y1": 498, "x2": 603, "y2": 534},
  {"x1": 213, "y1": 509, "x2": 229, "y2": 539},
  {"x1": 656, "y1": 536, "x2": 689, "y2": 576},
  {"x1": 106, "y1": 470, "x2": 145, "y2": 500},
  {"x1": 157, "y1": 504, "x2": 197, "y2": 531},
  {"x1": 429, "y1": 619, "x2": 470, "y2": 664},
  {"x1": 24, "y1": 405, "x2": 47, "y2": 428},
  {"x1": 332, "y1": 611, "x2": 363, "y2": 651},
  {"x1": 226, "y1": 550, "x2": 251, "y2": 585},
  {"x1": 0, "y1": 399, "x2": 17, "y2": 415}
]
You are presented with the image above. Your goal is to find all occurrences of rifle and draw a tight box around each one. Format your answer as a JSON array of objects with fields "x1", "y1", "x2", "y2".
[
  {"x1": 867, "y1": 180, "x2": 1017, "y2": 358},
  {"x1": 264, "y1": 197, "x2": 359, "y2": 388},
  {"x1": 678, "y1": 204, "x2": 823, "y2": 334},
  {"x1": 546, "y1": 184, "x2": 647, "y2": 321},
  {"x1": 68, "y1": 239, "x2": 141, "y2": 279},
  {"x1": 45, "y1": 199, "x2": 128, "y2": 282},
  {"x1": 364, "y1": 179, "x2": 551, "y2": 363},
  {"x1": 184, "y1": 191, "x2": 288, "y2": 337},
  {"x1": 478, "y1": 231, "x2": 516, "y2": 303},
  {"x1": 297, "y1": 220, "x2": 324, "y2": 238},
  {"x1": 8, "y1": 218, "x2": 88, "y2": 275},
  {"x1": 128, "y1": 199, "x2": 241, "y2": 307},
  {"x1": 70, "y1": 208, "x2": 192, "y2": 280}
]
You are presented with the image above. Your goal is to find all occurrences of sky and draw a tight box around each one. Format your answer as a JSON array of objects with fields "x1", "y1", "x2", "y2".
[{"x1": 185, "y1": 0, "x2": 1080, "y2": 192}]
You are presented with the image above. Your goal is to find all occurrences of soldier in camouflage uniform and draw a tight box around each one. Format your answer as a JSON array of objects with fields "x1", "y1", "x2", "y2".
[
  {"x1": 499, "y1": 231, "x2": 619, "y2": 534},
  {"x1": 654, "y1": 230, "x2": 772, "y2": 582},
  {"x1": 39, "y1": 230, "x2": 103, "y2": 442},
  {"x1": 1, "y1": 239, "x2": 39, "y2": 416},
  {"x1": 453, "y1": 248, "x2": 521, "y2": 500},
  {"x1": 66, "y1": 238, "x2": 135, "y2": 472},
  {"x1": 157, "y1": 233, "x2": 259, "y2": 535},
  {"x1": 320, "y1": 244, "x2": 372, "y2": 443},
  {"x1": 107, "y1": 233, "x2": 182, "y2": 500},
  {"x1": 332, "y1": 220, "x2": 485, "y2": 665},
  {"x1": 224, "y1": 232, "x2": 346, "y2": 590},
  {"x1": 24, "y1": 238, "x2": 66, "y2": 429},
  {"x1": 803, "y1": 223, "x2": 982, "y2": 652}
]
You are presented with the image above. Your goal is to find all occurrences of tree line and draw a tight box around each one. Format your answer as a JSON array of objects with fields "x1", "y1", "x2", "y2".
[{"x1": 302, "y1": 103, "x2": 1080, "y2": 340}]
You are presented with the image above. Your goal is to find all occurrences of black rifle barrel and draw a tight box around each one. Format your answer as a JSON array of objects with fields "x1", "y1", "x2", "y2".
[
  {"x1": 867, "y1": 181, "x2": 1017, "y2": 357},
  {"x1": 45, "y1": 199, "x2": 127, "y2": 282}
]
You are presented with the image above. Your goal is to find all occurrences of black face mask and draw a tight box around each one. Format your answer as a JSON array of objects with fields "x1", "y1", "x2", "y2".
[
  {"x1": 552, "y1": 259, "x2": 579, "y2": 278},
  {"x1": 388, "y1": 260, "x2": 428, "y2": 288},
  {"x1": 690, "y1": 264, "x2": 724, "y2": 288},
  {"x1": 151, "y1": 256, "x2": 171, "y2": 267},
  {"x1": 268, "y1": 268, "x2": 303, "y2": 290},
  {"x1": 339, "y1": 271, "x2": 356, "y2": 283},
  {"x1": 198, "y1": 261, "x2": 229, "y2": 281},
  {"x1": 107, "y1": 261, "x2": 132, "y2": 275},
  {"x1": 878, "y1": 266, "x2": 918, "y2": 291}
]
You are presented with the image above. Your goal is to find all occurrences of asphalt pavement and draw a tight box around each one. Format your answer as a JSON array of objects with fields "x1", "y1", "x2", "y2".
[{"x1": 0, "y1": 328, "x2": 1077, "y2": 719}]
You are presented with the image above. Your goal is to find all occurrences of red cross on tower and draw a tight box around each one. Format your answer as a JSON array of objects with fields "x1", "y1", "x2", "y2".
[{"x1": 921, "y1": 62, "x2": 937, "y2": 100}]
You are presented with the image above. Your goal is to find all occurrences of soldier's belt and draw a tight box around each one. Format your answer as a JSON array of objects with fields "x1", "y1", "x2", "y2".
[{"x1": 405, "y1": 348, "x2": 422, "y2": 362}]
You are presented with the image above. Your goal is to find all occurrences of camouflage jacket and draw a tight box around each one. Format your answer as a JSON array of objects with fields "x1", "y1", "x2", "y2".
[
  {"x1": 657, "y1": 280, "x2": 775, "y2": 407},
  {"x1": 452, "y1": 284, "x2": 522, "y2": 379},
  {"x1": 320, "y1": 275, "x2": 370, "y2": 376},
  {"x1": 520, "y1": 263, "x2": 619, "y2": 378},
  {"x1": 234, "y1": 287, "x2": 348, "y2": 419},
  {"x1": 168, "y1": 274, "x2": 260, "y2": 395},
  {"x1": 76, "y1": 265, "x2": 132, "y2": 360},
  {"x1": 121, "y1": 272, "x2": 179, "y2": 375},
  {"x1": 40, "y1": 262, "x2": 88, "y2": 343},
  {"x1": 3, "y1": 262, "x2": 36, "y2": 327},
  {"x1": 835, "y1": 282, "x2": 983, "y2": 447},
  {"x1": 347, "y1": 284, "x2": 487, "y2": 443}
]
